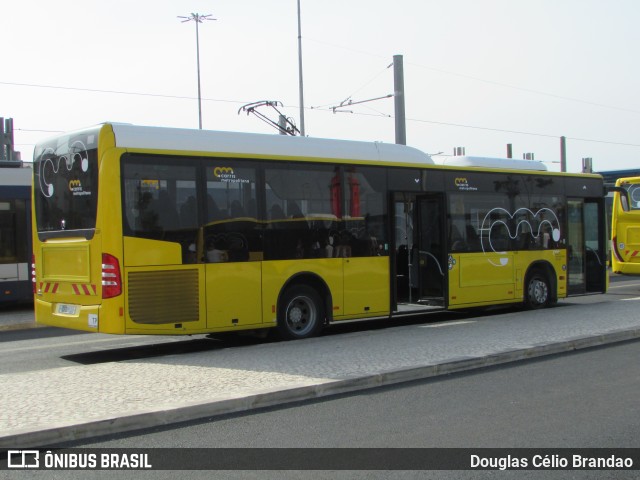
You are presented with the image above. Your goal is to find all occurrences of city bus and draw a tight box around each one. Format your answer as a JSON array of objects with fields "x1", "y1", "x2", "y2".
[
  {"x1": 611, "y1": 176, "x2": 640, "y2": 274},
  {"x1": 31, "y1": 123, "x2": 608, "y2": 339},
  {"x1": 0, "y1": 163, "x2": 32, "y2": 304}
]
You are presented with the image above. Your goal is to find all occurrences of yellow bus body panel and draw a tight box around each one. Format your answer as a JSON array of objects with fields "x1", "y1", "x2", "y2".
[
  {"x1": 449, "y1": 253, "x2": 515, "y2": 306},
  {"x1": 42, "y1": 244, "x2": 91, "y2": 283},
  {"x1": 612, "y1": 224, "x2": 640, "y2": 274},
  {"x1": 205, "y1": 262, "x2": 263, "y2": 329},
  {"x1": 343, "y1": 256, "x2": 390, "y2": 316},
  {"x1": 123, "y1": 237, "x2": 182, "y2": 267},
  {"x1": 448, "y1": 250, "x2": 566, "y2": 308}
]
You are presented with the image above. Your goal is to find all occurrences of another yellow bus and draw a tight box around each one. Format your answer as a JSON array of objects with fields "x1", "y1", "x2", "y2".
[
  {"x1": 32, "y1": 124, "x2": 608, "y2": 339},
  {"x1": 611, "y1": 176, "x2": 640, "y2": 274}
]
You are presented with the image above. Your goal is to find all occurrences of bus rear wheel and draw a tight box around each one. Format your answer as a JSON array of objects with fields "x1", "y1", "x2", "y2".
[
  {"x1": 277, "y1": 285, "x2": 324, "y2": 340},
  {"x1": 525, "y1": 271, "x2": 550, "y2": 309}
]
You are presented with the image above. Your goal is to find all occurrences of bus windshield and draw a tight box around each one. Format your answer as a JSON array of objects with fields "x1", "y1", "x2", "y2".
[{"x1": 33, "y1": 130, "x2": 99, "y2": 239}]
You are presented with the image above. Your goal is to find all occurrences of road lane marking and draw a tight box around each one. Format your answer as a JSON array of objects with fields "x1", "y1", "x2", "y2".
[
  {"x1": 420, "y1": 320, "x2": 476, "y2": 328},
  {"x1": 0, "y1": 336, "x2": 183, "y2": 354},
  {"x1": 608, "y1": 282, "x2": 640, "y2": 289}
]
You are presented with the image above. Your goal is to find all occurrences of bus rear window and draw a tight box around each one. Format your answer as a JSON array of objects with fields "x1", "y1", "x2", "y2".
[{"x1": 34, "y1": 136, "x2": 99, "y2": 239}]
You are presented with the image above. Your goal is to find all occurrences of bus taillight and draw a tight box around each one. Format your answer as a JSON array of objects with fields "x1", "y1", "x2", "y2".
[
  {"x1": 31, "y1": 254, "x2": 37, "y2": 294},
  {"x1": 102, "y1": 253, "x2": 122, "y2": 299}
]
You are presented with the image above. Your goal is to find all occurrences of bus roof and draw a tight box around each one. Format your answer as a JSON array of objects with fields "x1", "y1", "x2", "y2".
[
  {"x1": 110, "y1": 123, "x2": 435, "y2": 165},
  {"x1": 0, "y1": 165, "x2": 31, "y2": 187},
  {"x1": 437, "y1": 155, "x2": 548, "y2": 171},
  {"x1": 616, "y1": 176, "x2": 640, "y2": 185}
]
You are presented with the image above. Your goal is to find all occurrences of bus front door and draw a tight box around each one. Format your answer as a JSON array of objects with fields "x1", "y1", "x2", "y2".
[
  {"x1": 393, "y1": 194, "x2": 446, "y2": 308},
  {"x1": 567, "y1": 198, "x2": 606, "y2": 295}
]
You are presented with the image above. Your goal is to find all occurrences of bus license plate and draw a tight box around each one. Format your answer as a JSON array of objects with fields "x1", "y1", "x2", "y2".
[{"x1": 57, "y1": 303, "x2": 78, "y2": 315}]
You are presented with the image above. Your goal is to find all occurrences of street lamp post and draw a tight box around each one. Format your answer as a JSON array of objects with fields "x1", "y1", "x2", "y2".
[
  {"x1": 179, "y1": 13, "x2": 215, "y2": 130},
  {"x1": 297, "y1": 0, "x2": 305, "y2": 136}
]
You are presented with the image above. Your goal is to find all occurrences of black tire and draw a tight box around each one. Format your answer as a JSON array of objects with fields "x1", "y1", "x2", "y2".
[
  {"x1": 525, "y1": 271, "x2": 550, "y2": 309},
  {"x1": 277, "y1": 285, "x2": 324, "y2": 340}
]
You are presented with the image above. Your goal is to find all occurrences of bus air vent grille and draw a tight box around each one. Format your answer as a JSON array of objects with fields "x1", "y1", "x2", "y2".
[{"x1": 128, "y1": 269, "x2": 199, "y2": 324}]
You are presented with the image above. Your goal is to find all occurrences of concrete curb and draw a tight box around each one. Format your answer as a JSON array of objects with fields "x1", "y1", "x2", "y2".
[{"x1": 3, "y1": 326, "x2": 640, "y2": 448}]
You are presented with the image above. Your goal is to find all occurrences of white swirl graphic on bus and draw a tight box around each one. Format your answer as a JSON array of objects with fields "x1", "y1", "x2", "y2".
[
  {"x1": 38, "y1": 141, "x2": 89, "y2": 197},
  {"x1": 481, "y1": 207, "x2": 561, "y2": 267}
]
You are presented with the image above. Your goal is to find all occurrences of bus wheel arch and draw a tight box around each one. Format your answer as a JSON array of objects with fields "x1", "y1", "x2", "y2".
[
  {"x1": 276, "y1": 273, "x2": 330, "y2": 340},
  {"x1": 524, "y1": 262, "x2": 556, "y2": 309}
]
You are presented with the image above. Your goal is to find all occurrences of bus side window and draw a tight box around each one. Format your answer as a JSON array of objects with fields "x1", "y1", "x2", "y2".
[
  {"x1": 157, "y1": 191, "x2": 179, "y2": 231},
  {"x1": 449, "y1": 224, "x2": 465, "y2": 251},
  {"x1": 465, "y1": 225, "x2": 481, "y2": 251},
  {"x1": 270, "y1": 204, "x2": 285, "y2": 220},
  {"x1": 180, "y1": 196, "x2": 198, "y2": 228},
  {"x1": 137, "y1": 192, "x2": 158, "y2": 233}
]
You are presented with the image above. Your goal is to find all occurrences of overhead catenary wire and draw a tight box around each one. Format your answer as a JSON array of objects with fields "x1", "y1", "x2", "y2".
[
  {"x1": 0, "y1": 81, "x2": 250, "y2": 105},
  {"x1": 3, "y1": 76, "x2": 640, "y2": 149},
  {"x1": 305, "y1": 37, "x2": 640, "y2": 116},
  {"x1": 311, "y1": 62, "x2": 393, "y2": 111}
]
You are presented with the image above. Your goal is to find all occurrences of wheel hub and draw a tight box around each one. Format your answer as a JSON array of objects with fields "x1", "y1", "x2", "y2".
[
  {"x1": 531, "y1": 280, "x2": 548, "y2": 303},
  {"x1": 289, "y1": 307, "x2": 303, "y2": 324}
]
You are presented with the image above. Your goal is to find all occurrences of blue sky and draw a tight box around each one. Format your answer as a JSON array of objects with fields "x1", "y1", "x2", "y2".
[{"x1": 2, "y1": 0, "x2": 639, "y2": 172}]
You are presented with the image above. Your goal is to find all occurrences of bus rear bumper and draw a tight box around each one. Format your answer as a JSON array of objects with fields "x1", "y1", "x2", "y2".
[
  {"x1": 612, "y1": 262, "x2": 640, "y2": 275},
  {"x1": 35, "y1": 298, "x2": 102, "y2": 333}
]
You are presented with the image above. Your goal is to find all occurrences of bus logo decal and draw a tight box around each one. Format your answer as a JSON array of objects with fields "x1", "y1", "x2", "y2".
[
  {"x1": 454, "y1": 177, "x2": 477, "y2": 191},
  {"x1": 214, "y1": 167, "x2": 234, "y2": 177},
  {"x1": 213, "y1": 166, "x2": 249, "y2": 184},
  {"x1": 67, "y1": 178, "x2": 91, "y2": 197}
]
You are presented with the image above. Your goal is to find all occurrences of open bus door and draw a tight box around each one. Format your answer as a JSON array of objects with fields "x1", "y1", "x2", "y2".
[
  {"x1": 393, "y1": 193, "x2": 446, "y2": 311},
  {"x1": 567, "y1": 198, "x2": 607, "y2": 294}
]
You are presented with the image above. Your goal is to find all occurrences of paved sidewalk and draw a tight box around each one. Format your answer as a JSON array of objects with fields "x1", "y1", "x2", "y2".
[
  {"x1": 0, "y1": 304, "x2": 39, "y2": 331},
  {"x1": 2, "y1": 299, "x2": 640, "y2": 448}
]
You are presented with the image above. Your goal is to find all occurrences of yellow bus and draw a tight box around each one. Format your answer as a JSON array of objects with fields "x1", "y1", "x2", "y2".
[
  {"x1": 611, "y1": 176, "x2": 640, "y2": 274},
  {"x1": 31, "y1": 123, "x2": 608, "y2": 339}
]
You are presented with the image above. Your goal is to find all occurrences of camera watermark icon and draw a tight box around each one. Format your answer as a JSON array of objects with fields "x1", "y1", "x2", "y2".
[{"x1": 8, "y1": 450, "x2": 40, "y2": 468}]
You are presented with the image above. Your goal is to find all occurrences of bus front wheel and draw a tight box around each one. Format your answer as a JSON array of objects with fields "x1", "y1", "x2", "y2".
[
  {"x1": 525, "y1": 271, "x2": 550, "y2": 309},
  {"x1": 277, "y1": 285, "x2": 324, "y2": 340}
]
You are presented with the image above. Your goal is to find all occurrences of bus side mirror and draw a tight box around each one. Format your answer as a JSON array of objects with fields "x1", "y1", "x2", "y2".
[{"x1": 608, "y1": 186, "x2": 630, "y2": 212}]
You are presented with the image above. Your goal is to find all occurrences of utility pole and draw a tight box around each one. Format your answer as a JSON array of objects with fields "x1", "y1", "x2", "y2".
[
  {"x1": 297, "y1": 0, "x2": 306, "y2": 136},
  {"x1": 560, "y1": 136, "x2": 567, "y2": 172},
  {"x1": 393, "y1": 54, "x2": 406, "y2": 145},
  {"x1": 0, "y1": 118, "x2": 21, "y2": 165},
  {"x1": 179, "y1": 13, "x2": 216, "y2": 129}
]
